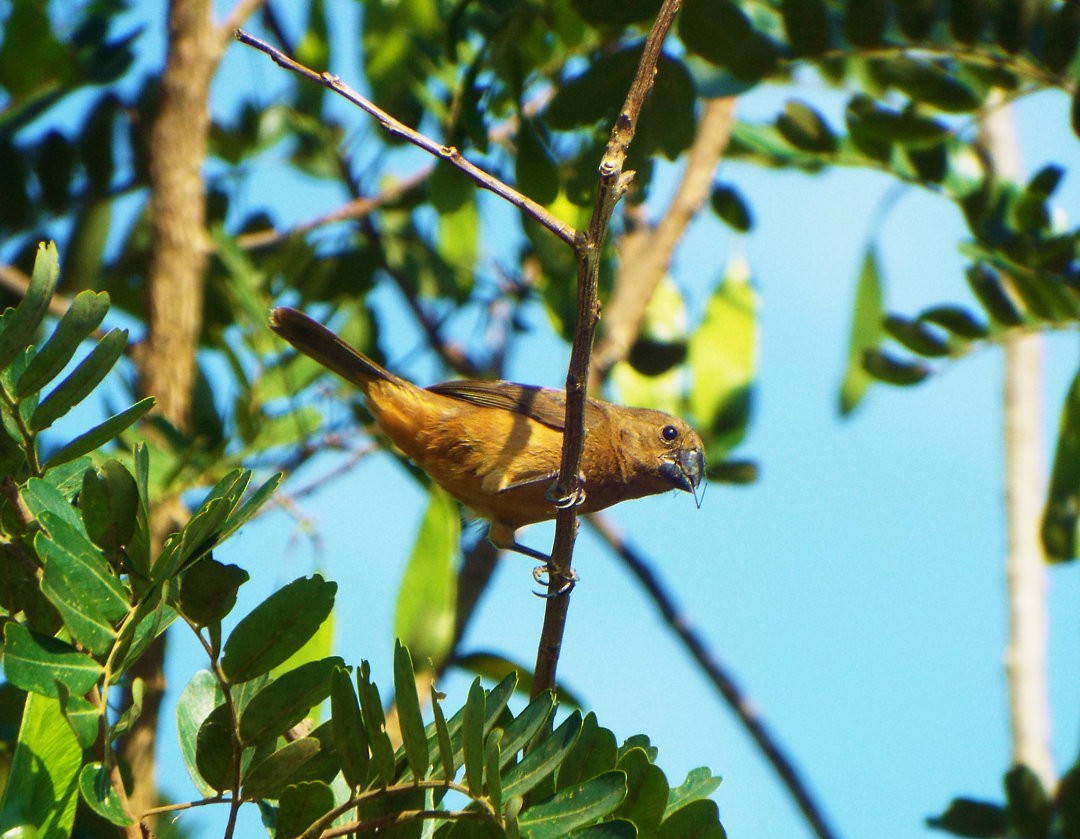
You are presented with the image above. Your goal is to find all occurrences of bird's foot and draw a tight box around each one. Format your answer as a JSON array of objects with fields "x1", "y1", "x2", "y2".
[
  {"x1": 545, "y1": 472, "x2": 586, "y2": 509},
  {"x1": 532, "y1": 562, "x2": 579, "y2": 597}
]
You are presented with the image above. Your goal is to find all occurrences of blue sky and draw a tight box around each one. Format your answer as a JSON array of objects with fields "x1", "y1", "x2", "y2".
[{"x1": 13, "y1": 2, "x2": 1080, "y2": 837}]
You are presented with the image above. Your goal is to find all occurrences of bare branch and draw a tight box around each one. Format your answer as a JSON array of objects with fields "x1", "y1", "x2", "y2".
[
  {"x1": 587, "y1": 513, "x2": 841, "y2": 839},
  {"x1": 533, "y1": 0, "x2": 684, "y2": 697},
  {"x1": 234, "y1": 29, "x2": 577, "y2": 248}
]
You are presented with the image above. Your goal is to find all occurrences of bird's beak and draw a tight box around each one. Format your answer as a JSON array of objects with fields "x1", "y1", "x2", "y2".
[{"x1": 660, "y1": 447, "x2": 705, "y2": 497}]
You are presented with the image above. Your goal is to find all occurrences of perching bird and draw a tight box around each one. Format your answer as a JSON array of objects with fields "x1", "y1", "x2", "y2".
[{"x1": 269, "y1": 306, "x2": 705, "y2": 565}]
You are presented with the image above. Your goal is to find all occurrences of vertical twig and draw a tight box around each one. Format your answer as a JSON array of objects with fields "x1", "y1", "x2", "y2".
[
  {"x1": 532, "y1": 0, "x2": 683, "y2": 696},
  {"x1": 980, "y1": 92, "x2": 1054, "y2": 788}
]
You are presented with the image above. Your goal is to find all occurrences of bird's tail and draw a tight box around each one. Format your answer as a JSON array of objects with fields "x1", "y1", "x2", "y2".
[{"x1": 269, "y1": 307, "x2": 399, "y2": 389}]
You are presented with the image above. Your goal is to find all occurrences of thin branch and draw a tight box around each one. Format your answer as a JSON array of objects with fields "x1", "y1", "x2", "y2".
[
  {"x1": 234, "y1": 166, "x2": 433, "y2": 251},
  {"x1": 234, "y1": 29, "x2": 577, "y2": 248},
  {"x1": 533, "y1": 0, "x2": 684, "y2": 697},
  {"x1": 591, "y1": 96, "x2": 737, "y2": 391},
  {"x1": 587, "y1": 513, "x2": 841, "y2": 839}
]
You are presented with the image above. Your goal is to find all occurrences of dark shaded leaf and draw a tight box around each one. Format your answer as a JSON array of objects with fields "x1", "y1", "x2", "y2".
[
  {"x1": 845, "y1": 0, "x2": 888, "y2": 46},
  {"x1": 241, "y1": 737, "x2": 323, "y2": 800},
  {"x1": 777, "y1": 100, "x2": 838, "y2": 153},
  {"x1": 462, "y1": 677, "x2": 486, "y2": 797},
  {"x1": 863, "y1": 348, "x2": 931, "y2": 385},
  {"x1": 78, "y1": 762, "x2": 132, "y2": 826},
  {"x1": 884, "y1": 58, "x2": 981, "y2": 112},
  {"x1": 895, "y1": 0, "x2": 937, "y2": 39},
  {"x1": 502, "y1": 711, "x2": 582, "y2": 800},
  {"x1": 884, "y1": 314, "x2": 954, "y2": 357},
  {"x1": 1004, "y1": 764, "x2": 1051, "y2": 839},
  {"x1": 331, "y1": 665, "x2": 369, "y2": 789},
  {"x1": 237, "y1": 657, "x2": 342, "y2": 745},
  {"x1": 926, "y1": 798, "x2": 1008, "y2": 837},
  {"x1": 517, "y1": 118, "x2": 559, "y2": 206},
  {"x1": 1043, "y1": 2, "x2": 1080, "y2": 75},
  {"x1": 221, "y1": 575, "x2": 337, "y2": 683},
  {"x1": 1042, "y1": 368, "x2": 1080, "y2": 561},
  {"x1": 277, "y1": 780, "x2": 335, "y2": 839},
  {"x1": 178, "y1": 558, "x2": 249, "y2": 627},
  {"x1": 557, "y1": 712, "x2": 617, "y2": 792},
  {"x1": 966, "y1": 263, "x2": 1023, "y2": 326},
  {"x1": 571, "y1": 0, "x2": 663, "y2": 27},
  {"x1": 710, "y1": 184, "x2": 754, "y2": 232},
  {"x1": 949, "y1": 0, "x2": 988, "y2": 43},
  {"x1": 679, "y1": 0, "x2": 778, "y2": 82},
  {"x1": 517, "y1": 770, "x2": 626, "y2": 835},
  {"x1": 918, "y1": 305, "x2": 988, "y2": 340},
  {"x1": 57, "y1": 681, "x2": 100, "y2": 748},
  {"x1": 81, "y1": 459, "x2": 138, "y2": 556},
  {"x1": 615, "y1": 748, "x2": 669, "y2": 835},
  {"x1": 781, "y1": 0, "x2": 831, "y2": 56},
  {"x1": 658, "y1": 798, "x2": 725, "y2": 838},
  {"x1": 195, "y1": 702, "x2": 236, "y2": 793},
  {"x1": 1058, "y1": 762, "x2": 1080, "y2": 839}
]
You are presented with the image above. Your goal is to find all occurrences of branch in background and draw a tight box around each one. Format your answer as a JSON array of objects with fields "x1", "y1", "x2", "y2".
[
  {"x1": 591, "y1": 97, "x2": 737, "y2": 392},
  {"x1": 586, "y1": 513, "x2": 841, "y2": 839},
  {"x1": 533, "y1": 0, "x2": 684, "y2": 696},
  {"x1": 234, "y1": 29, "x2": 578, "y2": 248},
  {"x1": 980, "y1": 93, "x2": 1055, "y2": 789},
  {"x1": 235, "y1": 166, "x2": 433, "y2": 251}
]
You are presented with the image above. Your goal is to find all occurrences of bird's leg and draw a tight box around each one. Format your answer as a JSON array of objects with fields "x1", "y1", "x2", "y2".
[{"x1": 503, "y1": 541, "x2": 578, "y2": 597}]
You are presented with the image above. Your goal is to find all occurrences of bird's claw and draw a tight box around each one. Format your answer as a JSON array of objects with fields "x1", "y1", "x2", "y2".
[
  {"x1": 545, "y1": 473, "x2": 586, "y2": 509},
  {"x1": 532, "y1": 562, "x2": 579, "y2": 597}
]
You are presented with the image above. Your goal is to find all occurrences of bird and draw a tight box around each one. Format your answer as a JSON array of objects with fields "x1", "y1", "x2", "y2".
[{"x1": 269, "y1": 306, "x2": 705, "y2": 576}]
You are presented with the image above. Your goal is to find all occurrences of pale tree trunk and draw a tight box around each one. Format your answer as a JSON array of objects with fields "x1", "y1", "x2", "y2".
[{"x1": 981, "y1": 95, "x2": 1055, "y2": 789}]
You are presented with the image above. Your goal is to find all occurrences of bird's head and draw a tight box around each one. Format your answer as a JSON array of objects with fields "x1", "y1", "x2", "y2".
[{"x1": 617, "y1": 410, "x2": 706, "y2": 505}]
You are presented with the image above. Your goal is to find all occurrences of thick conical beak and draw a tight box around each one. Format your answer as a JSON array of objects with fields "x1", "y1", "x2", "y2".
[{"x1": 660, "y1": 447, "x2": 705, "y2": 496}]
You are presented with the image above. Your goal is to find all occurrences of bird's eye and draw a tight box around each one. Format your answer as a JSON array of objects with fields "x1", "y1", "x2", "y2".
[{"x1": 661, "y1": 424, "x2": 679, "y2": 442}]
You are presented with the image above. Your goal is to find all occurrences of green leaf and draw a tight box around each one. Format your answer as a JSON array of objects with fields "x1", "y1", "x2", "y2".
[
  {"x1": 331, "y1": 666, "x2": 369, "y2": 789},
  {"x1": 966, "y1": 263, "x2": 1024, "y2": 327},
  {"x1": 780, "y1": 0, "x2": 831, "y2": 56},
  {"x1": 357, "y1": 661, "x2": 395, "y2": 786},
  {"x1": 43, "y1": 397, "x2": 155, "y2": 469},
  {"x1": 36, "y1": 524, "x2": 130, "y2": 657},
  {"x1": 679, "y1": 0, "x2": 777, "y2": 82},
  {"x1": 2, "y1": 622, "x2": 103, "y2": 697},
  {"x1": 883, "y1": 58, "x2": 981, "y2": 113},
  {"x1": 571, "y1": 821, "x2": 637, "y2": 837},
  {"x1": 394, "y1": 485, "x2": 458, "y2": 666},
  {"x1": 664, "y1": 766, "x2": 723, "y2": 818},
  {"x1": 1042, "y1": 368, "x2": 1080, "y2": 561},
  {"x1": 178, "y1": 671, "x2": 225, "y2": 798},
  {"x1": 242, "y1": 737, "x2": 323, "y2": 800},
  {"x1": 195, "y1": 702, "x2": 236, "y2": 793},
  {"x1": 1058, "y1": 762, "x2": 1080, "y2": 839},
  {"x1": 1043, "y1": 2, "x2": 1080, "y2": 75},
  {"x1": 431, "y1": 682, "x2": 455, "y2": 782},
  {"x1": 29, "y1": 328, "x2": 128, "y2": 431},
  {"x1": 22, "y1": 476, "x2": 82, "y2": 531},
  {"x1": 517, "y1": 118, "x2": 560, "y2": 206},
  {"x1": 926, "y1": 797, "x2": 1008, "y2": 837},
  {"x1": 917, "y1": 305, "x2": 989, "y2": 340},
  {"x1": 615, "y1": 748, "x2": 669, "y2": 835},
  {"x1": 497, "y1": 691, "x2": 556, "y2": 772},
  {"x1": 393, "y1": 640, "x2": 430, "y2": 778},
  {"x1": 517, "y1": 770, "x2": 626, "y2": 837},
  {"x1": 839, "y1": 246, "x2": 883, "y2": 412},
  {"x1": 81, "y1": 459, "x2": 139, "y2": 556},
  {"x1": 15, "y1": 290, "x2": 109, "y2": 397},
  {"x1": 463, "y1": 677, "x2": 486, "y2": 797},
  {"x1": 0, "y1": 692, "x2": 81, "y2": 838},
  {"x1": 688, "y1": 258, "x2": 757, "y2": 456},
  {"x1": 0, "y1": 241, "x2": 59, "y2": 372},
  {"x1": 221, "y1": 575, "x2": 336, "y2": 683},
  {"x1": 77, "y1": 762, "x2": 132, "y2": 826},
  {"x1": 557, "y1": 713, "x2": 617, "y2": 792},
  {"x1": 503, "y1": 711, "x2": 583, "y2": 800},
  {"x1": 776, "y1": 100, "x2": 838, "y2": 154},
  {"x1": 237, "y1": 657, "x2": 343, "y2": 745},
  {"x1": 56, "y1": 681, "x2": 100, "y2": 749},
  {"x1": 710, "y1": 184, "x2": 754, "y2": 232},
  {"x1": 658, "y1": 798, "x2": 725, "y2": 838},
  {"x1": 1004, "y1": 764, "x2": 1051, "y2": 839},
  {"x1": 862, "y1": 348, "x2": 931, "y2": 386},
  {"x1": 949, "y1": 0, "x2": 988, "y2": 42},
  {"x1": 178, "y1": 558, "x2": 250, "y2": 627},
  {"x1": 844, "y1": 0, "x2": 888, "y2": 46},
  {"x1": 883, "y1": 314, "x2": 953, "y2": 357},
  {"x1": 277, "y1": 780, "x2": 335, "y2": 839},
  {"x1": 846, "y1": 98, "x2": 949, "y2": 147},
  {"x1": 486, "y1": 728, "x2": 504, "y2": 812}
]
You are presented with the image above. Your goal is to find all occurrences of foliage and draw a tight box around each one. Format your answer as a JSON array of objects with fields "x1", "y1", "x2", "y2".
[{"x1": 0, "y1": 245, "x2": 725, "y2": 835}]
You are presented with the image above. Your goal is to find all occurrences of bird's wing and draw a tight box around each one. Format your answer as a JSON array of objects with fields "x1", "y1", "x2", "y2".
[{"x1": 426, "y1": 380, "x2": 569, "y2": 430}]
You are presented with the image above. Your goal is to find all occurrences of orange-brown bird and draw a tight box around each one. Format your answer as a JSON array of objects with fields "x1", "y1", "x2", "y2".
[{"x1": 269, "y1": 307, "x2": 705, "y2": 566}]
